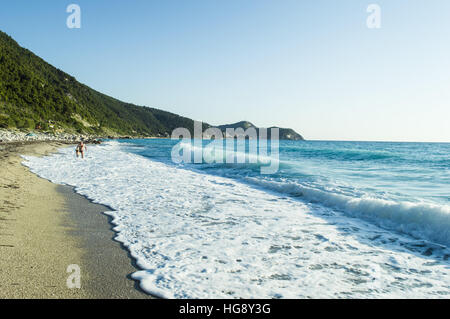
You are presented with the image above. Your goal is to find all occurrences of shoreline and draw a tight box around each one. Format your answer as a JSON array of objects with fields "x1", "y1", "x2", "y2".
[
  {"x1": 0, "y1": 141, "x2": 151, "y2": 299},
  {"x1": 0, "y1": 128, "x2": 166, "y2": 145},
  {"x1": 57, "y1": 184, "x2": 151, "y2": 298}
]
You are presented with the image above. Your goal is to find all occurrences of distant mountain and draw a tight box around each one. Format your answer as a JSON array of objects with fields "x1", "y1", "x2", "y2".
[
  {"x1": 217, "y1": 121, "x2": 304, "y2": 140},
  {"x1": 0, "y1": 30, "x2": 304, "y2": 140}
]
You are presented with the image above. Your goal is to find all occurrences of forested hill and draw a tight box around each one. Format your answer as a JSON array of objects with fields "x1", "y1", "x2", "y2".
[
  {"x1": 0, "y1": 30, "x2": 201, "y2": 136},
  {"x1": 0, "y1": 30, "x2": 304, "y2": 140},
  {"x1": 217, "y1": 121, "x2": 304, "y2": 140}
]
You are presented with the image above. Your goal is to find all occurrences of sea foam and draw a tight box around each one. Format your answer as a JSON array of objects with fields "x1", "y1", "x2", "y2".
[
  {"x1": 22, "y1": 141, "x2": 450, "y2": 298},
  {"x1": 242, "y1": 177, "x2": 450, "y2": 246}
]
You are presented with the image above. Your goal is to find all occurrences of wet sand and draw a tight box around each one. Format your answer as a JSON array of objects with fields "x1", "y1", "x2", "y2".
[{"x1": 0, "y1": 142, "x2": 151, "y2": 299}]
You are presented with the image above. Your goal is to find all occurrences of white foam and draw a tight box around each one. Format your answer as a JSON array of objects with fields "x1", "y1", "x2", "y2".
[
  {"x1": 22, "y1": 142, "x2": 450, "y2": 298},
  {"x1": 177, "y1": 141, "x2": 279, "y2": 165},
  {"x1": 243, "y1": 178, "x2": 450, "y2": 246}
]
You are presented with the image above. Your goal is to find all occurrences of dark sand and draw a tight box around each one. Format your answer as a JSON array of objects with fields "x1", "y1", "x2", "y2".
[
  {"x1": 0, "y1": 141, "x2": 152, "y2": 298},
  {"x1": 58, "y1": 185, "x2": 151, "y2": 298}
]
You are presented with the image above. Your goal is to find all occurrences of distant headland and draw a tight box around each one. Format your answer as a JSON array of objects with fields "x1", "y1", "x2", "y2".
[{"x1": 0, "y1": 30, "x2": 304, "y2": 141}]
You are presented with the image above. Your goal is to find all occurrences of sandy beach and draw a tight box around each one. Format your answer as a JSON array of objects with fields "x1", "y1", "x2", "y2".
[{"x1": 0, "y1": 142, "x2": 151, "y2": 299}]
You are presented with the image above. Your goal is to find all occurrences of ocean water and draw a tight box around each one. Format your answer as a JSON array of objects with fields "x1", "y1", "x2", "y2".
[{"x1": 23, "y1": 139, "x2": 450, "y2": 298}]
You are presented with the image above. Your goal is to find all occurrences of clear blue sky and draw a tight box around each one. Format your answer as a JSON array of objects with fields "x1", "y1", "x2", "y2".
[{"x1": 1, "y1": 0, "x2": 449, "y2": 142}]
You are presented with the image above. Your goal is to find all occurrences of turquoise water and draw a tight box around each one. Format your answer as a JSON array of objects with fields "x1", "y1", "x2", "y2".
[
  {"x1": 127, "y1": 140, "x2": 449, "y2": 204},
  {"x1": 23, "y1": 139, "x2": 450, "y2": 297},
  {"x1": 124, "y1": 139, "x2": 450, "y2": 244}
]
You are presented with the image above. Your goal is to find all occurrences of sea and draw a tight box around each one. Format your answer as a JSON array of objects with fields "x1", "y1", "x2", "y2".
[{"x1": 23, "y1": 139, "x2": 450, "y2": 298}]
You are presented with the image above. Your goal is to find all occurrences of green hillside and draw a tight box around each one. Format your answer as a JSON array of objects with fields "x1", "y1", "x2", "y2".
[
  {"x1": 0, "y1": 30, "x2": 304, "y2": 140},
  {"x1": 0, "y1": 30, "x2": 200, "y2": 136},
  {"x1": 218, "y1": 121, "x2": 304, "y2": 140}
]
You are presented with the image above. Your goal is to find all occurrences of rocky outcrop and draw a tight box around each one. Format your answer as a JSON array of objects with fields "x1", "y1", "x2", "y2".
[
  {"x1": 0, "y1": 129, "x2": 101, "y2": 144},
  {"x1": 216, "y1": 121, "x2": 304, "y2": 140}
]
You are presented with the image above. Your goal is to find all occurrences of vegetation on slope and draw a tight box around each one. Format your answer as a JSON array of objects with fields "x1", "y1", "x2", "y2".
[
  {"x1": 0, "y1": 30, "x2": 197, "y2": 136},
  {"x1": 0, "y1": 30, "x2": 304, "y2": 140},
  {"x1": 217, "y1": 121, "x2": 304, "y2": 140}
]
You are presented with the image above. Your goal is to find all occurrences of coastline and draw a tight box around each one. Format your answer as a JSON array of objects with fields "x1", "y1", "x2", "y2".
[{"x1": 0, "y1": 141, "x2": 151, "y2": 299}]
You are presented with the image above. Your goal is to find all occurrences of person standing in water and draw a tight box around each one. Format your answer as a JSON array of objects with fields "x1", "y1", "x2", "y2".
[{"x1": 75, "y1": 141, "x2": 87, "y2": 159}]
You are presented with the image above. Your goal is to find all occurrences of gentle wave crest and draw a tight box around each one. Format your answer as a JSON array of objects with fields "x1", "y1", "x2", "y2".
[
  {"x1": 243, "y1": 177, "x2": 450, "y2": 246},
  {"x1": 21, "y1": 141, "x2": 450, "y2": 298}
]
